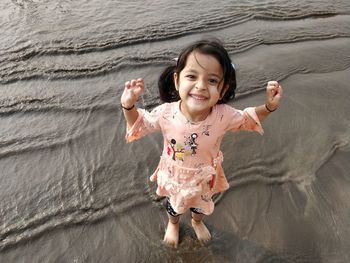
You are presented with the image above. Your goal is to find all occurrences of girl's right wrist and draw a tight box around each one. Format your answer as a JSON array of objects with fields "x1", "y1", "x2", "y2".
[
  {"x1": 120, "y1": 99, "x2": 136, "y2": 110},
  {"x1": 121, "y1": 100, "x2": 135, "y2": 110}
]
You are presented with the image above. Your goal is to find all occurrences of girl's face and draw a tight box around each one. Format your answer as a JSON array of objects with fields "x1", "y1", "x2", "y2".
[{"x1": 174, "y1": 51, "x2": 226, "y2": 122}]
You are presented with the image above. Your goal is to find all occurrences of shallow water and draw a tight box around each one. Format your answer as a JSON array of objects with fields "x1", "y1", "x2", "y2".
[{"x1": 1, "y1": 0, "x2": 350, "y2": 262}]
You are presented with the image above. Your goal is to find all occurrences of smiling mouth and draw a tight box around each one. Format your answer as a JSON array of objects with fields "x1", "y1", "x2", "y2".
[{"x1": 190, "y1": 94, "x2": 208, "y2": 100}]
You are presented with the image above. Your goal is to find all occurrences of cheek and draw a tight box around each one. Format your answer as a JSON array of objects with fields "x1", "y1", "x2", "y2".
[
  {"x1": 178, "y1": 80, "x2": 191, "y2": 91},
  {"x1": 209, "y1": 85, "x2": 222, "y2": 95}
]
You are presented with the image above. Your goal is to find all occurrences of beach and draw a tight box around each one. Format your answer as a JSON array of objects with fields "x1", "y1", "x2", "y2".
[{"x1": 0, "y1": 0, "x2": 350, "y2": 262}]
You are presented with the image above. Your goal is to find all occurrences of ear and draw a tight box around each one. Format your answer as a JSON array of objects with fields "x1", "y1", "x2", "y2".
[{"x1": 173, "y1": 72, "x2": 179, "y2": 91}]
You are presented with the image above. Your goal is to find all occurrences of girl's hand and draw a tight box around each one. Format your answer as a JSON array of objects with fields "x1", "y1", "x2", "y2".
[
  {"x1": 121, "y1": 78, "x2": 145, "y2": 108},
  {"x1": 266, "y1": 81, "x2": 283, "y2": 111}
]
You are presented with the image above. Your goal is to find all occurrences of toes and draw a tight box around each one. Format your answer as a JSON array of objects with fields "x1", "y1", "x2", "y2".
[
  {"x1": 163, "y1": 239, "x2": 177, "y2": 248},
  {"x1": 163, "y1": 236, "x2": 178, "y2": 248},
  {"x1": 191, "y1": 220, "x2": 211, "y2": 243},
  {"x1": 163, "y1": 221, "x2": 179, "y2": 248}
]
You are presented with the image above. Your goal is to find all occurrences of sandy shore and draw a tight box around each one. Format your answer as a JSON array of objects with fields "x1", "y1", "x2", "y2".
[{"x1": 0, "y1": 1, "x2": 350, "y2": 262}]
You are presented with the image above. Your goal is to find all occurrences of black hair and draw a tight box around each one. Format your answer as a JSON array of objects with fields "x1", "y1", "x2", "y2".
[{"x1": 158, "y1": 38, "x2": 236, "y2": 104}]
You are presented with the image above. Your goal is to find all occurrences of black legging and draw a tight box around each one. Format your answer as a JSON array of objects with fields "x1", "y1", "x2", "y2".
[{"x1": 165, "y1": 198, "x2": 202, "y2": 217}]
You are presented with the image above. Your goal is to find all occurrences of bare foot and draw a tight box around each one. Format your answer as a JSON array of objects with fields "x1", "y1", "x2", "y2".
[
  {"x1": 191, "y1": 218, "x2": 211, "y2": 243},
  {"x1": 163, "y1": 219, "x2": 180, "y2": 248}
]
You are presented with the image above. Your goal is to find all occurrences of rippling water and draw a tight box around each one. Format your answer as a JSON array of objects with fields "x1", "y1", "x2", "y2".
[{"x1": 1, "y1": 0, "x2": 350, "y2": 262}]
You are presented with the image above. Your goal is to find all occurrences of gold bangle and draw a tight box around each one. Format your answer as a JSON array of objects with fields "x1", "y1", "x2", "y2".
[
  {"x1": 121, "y1": 104, "x2": 135, "y2": 110},
  {"x1": 265, "y1": 103, "x2": 277, "y2": 112}
]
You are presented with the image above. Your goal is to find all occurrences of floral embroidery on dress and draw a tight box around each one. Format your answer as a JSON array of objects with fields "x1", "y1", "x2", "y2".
[
  {"x1": 167, "y1": 139, "x2": 181, "y2": 161},
  {"x1": 166, "y1": 132, "x2": 200, "y2": 161},
  {"x1": 167, "y1": 138, "x2": 192, "y2": 161}
]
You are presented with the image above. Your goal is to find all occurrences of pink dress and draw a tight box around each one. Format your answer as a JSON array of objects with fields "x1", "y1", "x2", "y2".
[{"x1": 126, "y1": 101, "x2": 263, "y2": 215}]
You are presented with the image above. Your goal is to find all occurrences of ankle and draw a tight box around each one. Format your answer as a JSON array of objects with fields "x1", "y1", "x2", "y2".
[
  {"x1": 169, "y1": 216, "x2": 180, "y2": 224},
  {"x1": 191, "y1": 217, "x2": 202, "y2": 224}
]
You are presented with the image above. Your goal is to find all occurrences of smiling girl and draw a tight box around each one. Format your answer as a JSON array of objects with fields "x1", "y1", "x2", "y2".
[{"x1": 120, "y1": 39, "x2": 282, "y2": 248}]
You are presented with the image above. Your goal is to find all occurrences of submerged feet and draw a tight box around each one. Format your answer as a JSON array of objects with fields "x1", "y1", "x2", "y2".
[
  {"x1": 191, "y1": 213, "x2": 211, "y2": 243},
  {"x1": 163, "y1": 216, "x2": 180, "y2": 248},
  {"x1": 163, "y1": 213, "x2": 211, "y2": 248}
]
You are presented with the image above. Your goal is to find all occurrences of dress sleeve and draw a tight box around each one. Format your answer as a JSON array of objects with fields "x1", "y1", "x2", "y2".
[
  {"x1": 224, "y1": 105, "x2": 264, "y2": 135},
  {"x1": 125, "y1": 104, "x2": 166, "y2": 142}
]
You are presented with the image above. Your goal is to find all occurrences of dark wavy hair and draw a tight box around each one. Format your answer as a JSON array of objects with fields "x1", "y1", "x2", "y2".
[{"x1": 158, "y1": 39, "x2": 236, "y2": 104}]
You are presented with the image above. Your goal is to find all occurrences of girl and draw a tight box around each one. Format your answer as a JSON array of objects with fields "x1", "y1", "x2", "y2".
[{"x1": 120, "y1": 39, "x2": 282, "y2": 248}]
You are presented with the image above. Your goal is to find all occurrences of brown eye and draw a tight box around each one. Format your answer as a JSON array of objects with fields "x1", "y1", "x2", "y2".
[
  {"x1": 209, "y1": 78, "x2": 219, "y2": 84},
  {"x1": 186, "y1": 74, "x2": 196, "y2": 80}
]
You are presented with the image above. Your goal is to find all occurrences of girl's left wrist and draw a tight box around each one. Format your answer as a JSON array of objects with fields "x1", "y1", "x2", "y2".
[{"x1": 265, "y1": 103, "x2": 277, "y2": 112}]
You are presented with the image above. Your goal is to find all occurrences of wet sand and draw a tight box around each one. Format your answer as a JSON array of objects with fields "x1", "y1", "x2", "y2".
[{"x1": 0, "y1": 0, "x2": 350, "y2": 262}]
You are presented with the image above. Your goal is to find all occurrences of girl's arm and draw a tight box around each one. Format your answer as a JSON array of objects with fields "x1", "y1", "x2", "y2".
[
  {"x1": 120, "y1": 78, "x2": 144, "y2": 129},
  {"x1": 255, "y1": 81, "x2": 283, "y2": 122}
]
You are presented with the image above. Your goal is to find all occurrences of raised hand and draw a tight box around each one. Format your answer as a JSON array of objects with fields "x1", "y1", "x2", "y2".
[
  {"x1": 121, "y1": 78, "x2": 145, "y2": 109},
  {"x1": 266, "y1": 81, "x2": 283, "y2": 111}
]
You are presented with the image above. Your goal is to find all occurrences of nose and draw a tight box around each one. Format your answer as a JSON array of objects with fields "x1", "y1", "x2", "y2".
[{"x1": 195, "y1": 79, "x2": 206, "y2": 90}]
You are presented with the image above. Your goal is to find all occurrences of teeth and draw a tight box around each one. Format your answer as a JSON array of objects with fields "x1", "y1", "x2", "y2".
[{"x1": 191, "y1": 94, "x2": 207, "y2": 100}]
